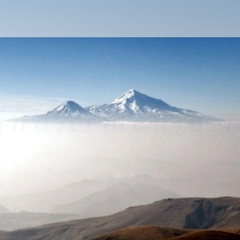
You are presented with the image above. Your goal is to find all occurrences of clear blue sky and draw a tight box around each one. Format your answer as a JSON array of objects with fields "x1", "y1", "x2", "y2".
[
  {"x1": 0, "y1": 38, "x2": 240, "y2": 119},
  {"x1": 0, "y1": 0, "x2": 240, "y2": 36}
]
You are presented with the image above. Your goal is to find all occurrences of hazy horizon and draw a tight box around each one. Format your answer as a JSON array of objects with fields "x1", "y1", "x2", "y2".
[{"x1": 0, "y1": 121, "x2": 239, "y2": 200}]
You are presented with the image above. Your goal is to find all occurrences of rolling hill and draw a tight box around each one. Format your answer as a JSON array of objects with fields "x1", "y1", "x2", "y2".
[
  {"x1": 0, "y1": 211, "x2": 78, "y2": 231},
  {"x1": 94, "y1": 227, "x2": 240, "y2": 240},
  {"x1": 0, "y1": 197, "x2": 239, "y2": 239}
]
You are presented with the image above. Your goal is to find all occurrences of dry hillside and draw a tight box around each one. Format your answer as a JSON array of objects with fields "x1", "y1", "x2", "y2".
[{"x1": 0, "y1": 197, "x2": 240, "y2": 240}]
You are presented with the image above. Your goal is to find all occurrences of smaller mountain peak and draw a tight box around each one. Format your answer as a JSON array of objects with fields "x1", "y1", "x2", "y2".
[
  {"x1": 49, "y1": 100, "x2": 86, "y2": 115},
  {"x1": 65, "y1": 100, "x2": 80, "y2": 107},
  {"x1": 66, "y1": 100, "x2": 76, "y2": 104},
  {"x1": 54, "y1": 100, "x2": 80, "y2": 111}
]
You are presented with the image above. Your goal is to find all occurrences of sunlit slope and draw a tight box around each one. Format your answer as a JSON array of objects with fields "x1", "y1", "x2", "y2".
[{"x1": 94, "y1": 227, "x2": 240, "y2": 240}]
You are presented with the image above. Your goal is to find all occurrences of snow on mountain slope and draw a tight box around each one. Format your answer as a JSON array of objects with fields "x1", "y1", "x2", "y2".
[
  {"x1": 47, "y1": 101, "x2": 91, "y2": 117},
  {"x1": 87, "y1": 89, "x2": 216, "y2": 122},
  {"x1": 13, "y1": 101, "x2": 102, "y2": 122},
  {"x1": 10, "y1": 90, "x2": 219, "y2": 123}
]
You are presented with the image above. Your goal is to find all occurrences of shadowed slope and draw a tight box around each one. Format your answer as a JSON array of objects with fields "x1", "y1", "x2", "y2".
[{"x1": 170, "y1": 230, "x2": 240, "y2": 240}]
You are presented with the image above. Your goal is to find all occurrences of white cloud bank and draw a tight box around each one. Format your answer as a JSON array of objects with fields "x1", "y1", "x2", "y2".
[{"x1": 0, "y1": 121, "x2": 239, "y2": 198}]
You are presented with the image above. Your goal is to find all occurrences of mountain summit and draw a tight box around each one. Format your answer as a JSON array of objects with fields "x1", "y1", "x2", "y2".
[
  {"x1": 111, "y1": 89, "x2": 174, "y2": 112},
  {"x1": 87, "y1": 89, "x2": 215, "y2": 122}
]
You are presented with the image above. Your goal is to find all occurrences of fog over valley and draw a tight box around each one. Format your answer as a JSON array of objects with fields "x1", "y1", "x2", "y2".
[{"x1": 0, "y1": 121, "x2": 240, "y2": 213}]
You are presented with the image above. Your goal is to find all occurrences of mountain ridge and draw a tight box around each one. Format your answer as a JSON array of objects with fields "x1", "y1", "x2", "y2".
[
  {"x1": 51, "y1": 182, "x2": 179, "y2": 217},
  {"x1": 10, "y1": 89, "x2": 219, "y2": 123},
  {"x1": 87, "y1": 89, "x2": 217, "y2": 122},
  {"x1": 0, "y1": 197, "x2": 239, "y2": 239},
  {"x1": 0, "y1": 205, "x2": 10, "y2": 214},
  {"x1": 0, "y1": 211, "x2": 79, "y2": 231}
]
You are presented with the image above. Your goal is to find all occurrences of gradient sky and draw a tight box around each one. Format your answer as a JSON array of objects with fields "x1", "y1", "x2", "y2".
[
  {"x1": 0, "y1": 0, "x2": 240, "y2": 37},
  {"x1": 0, "y1": 38, "x2": 240, "y2": 119}
]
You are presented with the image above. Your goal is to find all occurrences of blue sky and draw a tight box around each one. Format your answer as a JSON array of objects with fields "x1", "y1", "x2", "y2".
[
  {"x1": 0, "y1": 38, "x2": 240, "y2": 119},
  {"x1": 0, "y1": 0, "x2": 240, "y2": 37}
]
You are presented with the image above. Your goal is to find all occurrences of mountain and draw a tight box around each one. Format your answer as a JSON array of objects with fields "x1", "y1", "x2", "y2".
[
  {"x1": 51, "y1": 182, "x2": 179, "y2": 217},
  {"x1": 0, "y1": 197, "x2": 239, "y2": 239},
  {"x1": 93, "y1": 226, "x2": 189, "y2": 240},
  {"x1": 87, "y1": 89, "x2": 217, "y2": 122},
  {"x1": 0, "y1": 205, "x2": 10, "y2": 214},
  {"x1": 10, "y1": 90, "x2": 218, "y2": 123},
  {"x1": 0, "y1": 179, "x2": 116, "y2": 213},
  {"x1": 11, "y1": 100, "x2": 102, "y2": 122},
  {"x1": 94, "y1": 227, "x2": 240, "y2": 240},
  {"x1": 0, "y1": 176, "x2": 178, "y2": 214},
  {"x1": 0, "y1": 211, "x2": 78, "y2": 231},
  {"x1": 86, "y1": 196, "x2": 240, "y2": 231}
]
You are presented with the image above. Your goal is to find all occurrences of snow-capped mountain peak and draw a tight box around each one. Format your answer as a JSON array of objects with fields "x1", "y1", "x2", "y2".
[
  {"x1": 113, "y1": 89, "x2": 137, "y2": 100},
  {"x1": 87, "y1": 89, "x2": 217, "y2": 122},
  {"x1": 11, "y1": 100, "x2": 102, "y2": 122},
  {"x1": 47, "y1": 100, "x2": 88, "y2": 117},
  {"x1": 88, "y1": 89, "x2": 174, "y2": 116},
  {"x1": 111, "y1": 89, "x2": 173, "y2": 112},
  {"x1": 112, "y1": 89, "x2": 143, "y2": 104}
]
